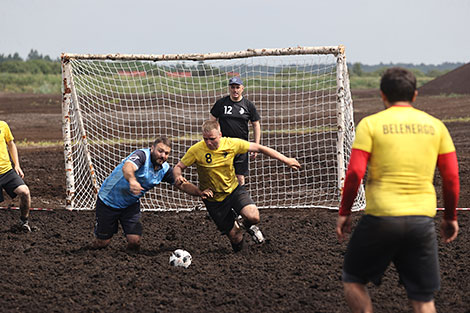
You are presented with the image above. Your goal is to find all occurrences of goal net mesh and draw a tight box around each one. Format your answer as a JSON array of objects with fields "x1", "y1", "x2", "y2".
[{"x1": 62, "y1": 47, "x2": 365, "y2": 211}]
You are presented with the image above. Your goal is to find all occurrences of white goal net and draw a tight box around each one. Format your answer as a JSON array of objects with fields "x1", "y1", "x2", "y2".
[{"x1": 61, "y1": 46, "x2": 365, "y2": 211}]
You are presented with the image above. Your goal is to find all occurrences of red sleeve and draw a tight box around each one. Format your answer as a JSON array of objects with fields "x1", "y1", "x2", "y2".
[
  {"x1": 437, "y1": 151, "x2": 459, "y2": 221},
  {"x1": 339, "y1": 148, "x2": 370, "y2": 216}
]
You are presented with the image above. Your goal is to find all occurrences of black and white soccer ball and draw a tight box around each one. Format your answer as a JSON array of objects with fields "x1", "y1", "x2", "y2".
[{"x1": 169, "y1": 249, "x2": 192, "y2": 268}]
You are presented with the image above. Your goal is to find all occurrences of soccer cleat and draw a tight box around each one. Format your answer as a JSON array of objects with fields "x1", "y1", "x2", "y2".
[
  {"x1": 19, "y1": 219, "x2": 39, "y2": 232},
  {"x1": 20, "y1": 220, "x2": 32, "y2": 232},
  {"x1": 247, "y1": 225, "x2": 265, "y2": 244},
  {"x1": 235, "y1": 215, "x2": 245, "y2": 229}
]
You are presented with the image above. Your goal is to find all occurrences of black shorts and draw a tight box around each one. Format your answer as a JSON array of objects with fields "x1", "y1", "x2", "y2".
[
  {"x1": 203, "y1": 184, "x2": 255, "y2": 234},
  {"x1": 0, "y1": 169, "x2": 25, "y2": 203},
  {"x1": 342, "y1": 215, "x2": 440, "y2": 302},
  {"x1": 94, "y1": 197, "x2": 143, "y2": 240},
  {"x1": 234, "y1": 153, "x2": 249, "y2": 176}
]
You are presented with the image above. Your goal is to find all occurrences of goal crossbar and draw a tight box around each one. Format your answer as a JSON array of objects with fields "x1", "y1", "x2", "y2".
[{"x1": 61, "y1": 46, "x2": 345, "y2": 62}]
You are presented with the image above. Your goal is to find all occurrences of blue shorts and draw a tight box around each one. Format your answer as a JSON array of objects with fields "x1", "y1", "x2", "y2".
[
  {"x1": 0, "y1": 169, "x2": 25, "y2": 203},
  {"x1": 342, "y1": 215, "x2": 440, "y2": 302},
  {"x1": 94, "y1": 197, "x2": 142, "y2": 240},
  {"x1": 203, "y1": 184, "x2": 255, "y2": 234}
]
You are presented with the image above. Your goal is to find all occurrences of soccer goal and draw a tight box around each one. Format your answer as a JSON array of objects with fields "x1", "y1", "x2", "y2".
[{"x1": 61, "y1": 46, "x2": 365, "y2": 211}]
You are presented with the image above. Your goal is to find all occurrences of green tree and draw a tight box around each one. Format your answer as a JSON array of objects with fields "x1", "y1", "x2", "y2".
[
  {"x1": 0, "y1": 60, "x2": 27, "y2": 73},
  {"x1": 352, "y1": 63, "x2": 363, "y2": 77},
  {"x1": 9, "y1": 53, "x2": 23, "y2": 61},
  {"x1": 27, "y1": 49, "x2": 42, "y2": 60}
]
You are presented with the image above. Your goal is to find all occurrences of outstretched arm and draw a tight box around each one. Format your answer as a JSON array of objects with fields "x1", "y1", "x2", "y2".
[
  {"x1": 248, "y1": 142, "x2": 300, "y2": 170},
  {"x1": 173, "y1": 161, "x2": 187, "y2": 185},
  {"x1": 174, "y1": 161, "x2": 213, "y2": 199}
]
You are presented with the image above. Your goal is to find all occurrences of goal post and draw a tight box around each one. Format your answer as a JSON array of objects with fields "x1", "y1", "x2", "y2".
[{"x1": 61, "y1": 46, "x2": 365, "y2": 211}]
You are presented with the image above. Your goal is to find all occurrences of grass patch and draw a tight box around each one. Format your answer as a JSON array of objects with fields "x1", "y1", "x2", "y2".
[
  {"x1": 427, "y1": 93, "x2": 468, "y2": 99},
  {"x1": 16, "y1": 139, "x2": 63, "y2": 148},
  {"x1": 443, "y1": 117, "x2": 470, "y2": 123}
]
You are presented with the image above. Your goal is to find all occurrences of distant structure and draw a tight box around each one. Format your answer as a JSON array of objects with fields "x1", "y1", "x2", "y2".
[{"x1": 419, "y1": 63, "x2": 470, "y2": 95}]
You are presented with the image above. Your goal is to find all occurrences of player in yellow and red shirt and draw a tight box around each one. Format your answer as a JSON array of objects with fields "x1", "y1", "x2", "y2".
[
  {"x1": 174, "y1": 120, "x2": 300, "y2": 252},
  {"x1": 0, "y1": 121, "x2": 36, "y2": 232},
  {"x1": 336, "y1": 68, "x2": 459, "y2": 313}
]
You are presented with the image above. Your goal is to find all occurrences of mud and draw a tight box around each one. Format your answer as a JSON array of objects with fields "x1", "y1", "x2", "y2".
[{"x1": 0, "y1": 89, "x2": 469, "y2": 312}]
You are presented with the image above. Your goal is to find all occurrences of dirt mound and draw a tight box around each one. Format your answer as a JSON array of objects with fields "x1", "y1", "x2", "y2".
[{"x1": 419, "y1": 63, "x2": 470, "y2": 95}]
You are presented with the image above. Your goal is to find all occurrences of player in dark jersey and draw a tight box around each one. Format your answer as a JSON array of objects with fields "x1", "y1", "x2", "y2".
[{"x1": 210, "y1": 76, "x2": 260, "y2": 186}]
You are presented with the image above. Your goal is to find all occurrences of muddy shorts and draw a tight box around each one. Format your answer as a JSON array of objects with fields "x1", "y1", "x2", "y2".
[
  {"x1": 342, "y1": 215, "x2": 440, "y2": 302},
  {"x1": 0, "y1": 169, "x2": 25, "y2": 203},
  {"x1": 94, "y1": 197, "x2": 142, "y2": 240},
  {"x1": 203, "y1": 184, "x2": 255, "y2": 234}
]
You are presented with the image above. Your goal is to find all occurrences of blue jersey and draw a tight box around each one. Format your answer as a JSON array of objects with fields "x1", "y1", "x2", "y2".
[{"x1": 98, "y1": 148, "x2": 173, "y2": 209}]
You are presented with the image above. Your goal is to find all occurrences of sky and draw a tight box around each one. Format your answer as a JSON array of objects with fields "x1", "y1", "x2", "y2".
[{"x1": 1, "y1": 0, "x2": 469, "y2": 65}]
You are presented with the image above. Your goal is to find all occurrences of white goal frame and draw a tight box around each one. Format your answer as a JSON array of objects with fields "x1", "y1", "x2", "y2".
[{"x1": 61, "y1": 46, "x2": 365, "y2": 211}]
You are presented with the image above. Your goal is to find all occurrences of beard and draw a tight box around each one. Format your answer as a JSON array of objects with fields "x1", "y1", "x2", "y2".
[{"x1": 151, "y1": 153, "x2": 163, "y2": 167}]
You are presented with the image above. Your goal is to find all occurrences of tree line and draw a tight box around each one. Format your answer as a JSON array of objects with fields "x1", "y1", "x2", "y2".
[
  {"x1": 348, "y1": 62, "x2": 464, "y2": 78},
  {"x1": 0, "y1": 49, "x2": 465, "y2": 78},
  {"x1": 0, "y1": 49, "x2": 60, "y2": 74}
]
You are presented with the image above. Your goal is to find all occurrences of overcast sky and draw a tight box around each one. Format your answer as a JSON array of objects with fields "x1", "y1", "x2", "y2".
[{"x1": 1, "y1": 0, "x2": 469, "y2": 65}]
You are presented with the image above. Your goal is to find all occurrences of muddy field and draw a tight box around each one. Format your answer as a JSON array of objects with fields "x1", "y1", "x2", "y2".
[{"x1": 0, "y1": 90, "x2": 469, "y2": 312}]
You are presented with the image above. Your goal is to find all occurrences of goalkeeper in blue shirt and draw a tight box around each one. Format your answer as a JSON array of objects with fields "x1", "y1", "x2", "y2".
[{"x1": 92, "y1": 136, "x2": 212, "y2": 251}]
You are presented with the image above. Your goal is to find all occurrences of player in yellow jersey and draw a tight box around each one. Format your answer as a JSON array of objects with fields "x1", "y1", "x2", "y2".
[
  {"x1": 0, "y1": 121, "x2": 36, "y2": 232},
  {"x1": 174, "y1": 120, "x2": 300, "y2": 252},
  {"x1": 336, "y1": 68, "x2": 459, "y2": 313}
]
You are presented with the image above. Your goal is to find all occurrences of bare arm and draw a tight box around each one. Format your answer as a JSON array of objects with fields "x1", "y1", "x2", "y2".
[
  {"x1": 122, "y1": 161, "x2": 144, "y2": 195},
  {"x1": 248, "y1": 142, "x2": 300, "y2": 170},
  {"x1": 250, "y1": 120, "x2": 261, "y2": 159},
  {"x1": 6, "y1": 140, "x2": 24, "y2": 178},
  {"x1": 174, "y1": 161, "x2": 213, "y2": 199},
  {"x1": 173, "y1": 161, "x2": 187, "y2": 185},
  {"x1": 252, "y1": 120, "x2": 261, "y2": 144},
  {"x1": 175, "y1": 179, "x2": 213, "y2": 199}
]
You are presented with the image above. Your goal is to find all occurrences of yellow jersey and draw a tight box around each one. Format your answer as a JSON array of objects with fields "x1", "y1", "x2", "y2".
[
  {"x1": 181, "y1": 137, "x2": 250, "y2": 202},
  {"x1": 353, "y1": 105, "x2": 455, "y2": 217},
  {"x1": 0, "y1": 121, "x2": 14, "y2": 175}
]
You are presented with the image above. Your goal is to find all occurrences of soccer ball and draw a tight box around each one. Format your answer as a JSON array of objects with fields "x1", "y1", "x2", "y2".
[{"x1": 169, "y1": 249, "x2": 192, "y2": 268}]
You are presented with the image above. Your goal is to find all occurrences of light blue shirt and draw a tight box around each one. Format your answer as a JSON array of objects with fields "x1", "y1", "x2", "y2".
[{"x1": 98, "y1": 148, "x2": 171, "y2": 209}]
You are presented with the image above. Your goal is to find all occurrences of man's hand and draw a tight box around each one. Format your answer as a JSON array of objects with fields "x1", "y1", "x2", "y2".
[
  {"x1": 14, "y1": 166, "x2": 24, "y2": 179},
  {"x1": 250, "y1": 152, "x2": 258, "y2": 160},
  {"x1": 200, "y1": 188, "x2": 213, "y2": 200},
  {"x1": 129, "y1": 179, "x2": 144, "y2": 196},
  {"x1": 440, "y1": 219, "x2": 459, "y2": 243},
  {"x1": 287, "y1": 158, "x2": 301, "y2": 170},
  {"x1": 175, "y1": 175, "x2": 188, "y2": 188},
  {"x1": 336, "y1": 214, "x2": 352, "y2": 242}
]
